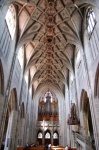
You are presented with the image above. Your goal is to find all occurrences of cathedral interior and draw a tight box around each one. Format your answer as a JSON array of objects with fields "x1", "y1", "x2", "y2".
[{"x1": 0, "y1": 0, "x2": 99, "y2": 150}]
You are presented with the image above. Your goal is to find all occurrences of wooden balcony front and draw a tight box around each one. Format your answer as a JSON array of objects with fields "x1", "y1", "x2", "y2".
[{"x1": 67, "y1": 116, "x2": 79, "y2": 125}]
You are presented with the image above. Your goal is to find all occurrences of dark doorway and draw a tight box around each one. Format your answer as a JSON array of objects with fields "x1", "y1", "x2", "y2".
[
  {"x1": 37, "y1": 131, "x2": 42, "y2": 145},
  {"x1": 53, "y1": 132, "x2": 59, "y2": 146},
  {"x1": 45, "y1": 131, "x2": 51, "y2": 145}
]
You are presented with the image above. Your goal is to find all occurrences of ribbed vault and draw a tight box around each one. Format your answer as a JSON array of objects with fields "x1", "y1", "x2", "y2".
[{"x1": 1, "y1": 0, "x2": 96, "y2": 96}]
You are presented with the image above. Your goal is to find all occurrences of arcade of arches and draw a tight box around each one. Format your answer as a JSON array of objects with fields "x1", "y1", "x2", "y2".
[{"x1": 0, "y1": 0, "x2": 99, "y2": 150}]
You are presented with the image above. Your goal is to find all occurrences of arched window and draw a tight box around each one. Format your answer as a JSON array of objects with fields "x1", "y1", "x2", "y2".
[
  {"x1": 38, "y1": 132, "x2": 42, "y2": 139},
  {"x1": 87, "y1": 8, "x2": 96, "y2": 38},
  {"x1": 45, "y1": 132, "x2": 50, "y2": 139},
  {"x1": 24, "y1": 71, "x2": 29, "y2": 84},
  {"x1": 5, "y1": 4, "x2": 16, "y2": 40},
  {"x1": 86, "y1": 7, "x2": 99, "y2": 59},
  {"x1": 53, "y1": 132, "x2": 58, "y2": 139},
  {"x1": 0, "y1": 4, "x2": 16, "y2": 57},
  {"x1": 70, "y1": 72, "x2": 73, "y2": 83},
  {"x1": 76, "y1": 50, "x2": 81, "y2": 65},
  {"x1": 17, "y1": 47, "x2": 24, "y2": 69}
]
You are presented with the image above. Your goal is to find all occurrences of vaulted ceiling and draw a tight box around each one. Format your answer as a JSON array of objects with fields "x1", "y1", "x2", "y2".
[{"x1": 2, "y1": 0, "x2": 96, "y2": 96}]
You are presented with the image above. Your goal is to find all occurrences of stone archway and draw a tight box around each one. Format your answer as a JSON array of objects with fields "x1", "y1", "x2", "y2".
[
  {"x1": 4, "y1": 88, "x2": 18, "y2": 150},
  {"x1": 80, "y1": 89, "x2": 95, "y2": 149}
]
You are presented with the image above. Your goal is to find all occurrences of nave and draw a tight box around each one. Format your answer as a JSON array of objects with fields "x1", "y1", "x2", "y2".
[{"x1": 0, "y1": 0, "x2": 99, "y2": 150}]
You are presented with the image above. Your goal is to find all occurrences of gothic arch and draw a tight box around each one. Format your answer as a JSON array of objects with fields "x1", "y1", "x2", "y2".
[
  {"x1": 4, "y1": 88, "x2": 18, "y2": 150},
  {"x1": 9, "y1": 88, "x2": 18, "y2": 112},
  {"x1": 53, "y1": 130, "x2": 59, "y2": 146},
  {"x1": 1, "y1": 89, "x2": 17, "y2": 150},
  {"x1": 94, "y1": 63, "x2": 99, "y2": 97},
  {"x1": 80, "y1": 89, "x2": 95, "y2": 146},
  {"x1": 44, "y1": 129, "x2": 51, "y2": 137},
  {"x1": 44, "y1": 129, "x2": 51, "y2": 145},
  {"x1": 37, "y1": 129, "x2": 43, "y2": 137},
  {"x1": 37, "y1": 130, "x2": 43, "y2": 145},
  {"x1": 0, "y1": 59, "x2": 4, "y2": 95},
  {"x1": 53, "y1": 130, "x2": 59, "y2": 138}
]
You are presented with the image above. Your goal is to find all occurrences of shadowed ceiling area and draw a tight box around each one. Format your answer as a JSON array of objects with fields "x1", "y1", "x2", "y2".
[{"x1": 2, "y1": 0, "x2": 95, "y2": 96}]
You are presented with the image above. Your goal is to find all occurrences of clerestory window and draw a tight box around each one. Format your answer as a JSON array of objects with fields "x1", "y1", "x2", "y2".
[
  {"x1": 5, "y1": 4, "x2": 16, "y2": 40},
  {"x1": 87, "y1": 8, "x2": 96, "y2": 38}
]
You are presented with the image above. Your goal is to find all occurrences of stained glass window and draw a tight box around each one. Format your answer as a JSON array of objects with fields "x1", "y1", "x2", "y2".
[{"x1": 87, "y1": 8, "x2": 96, "y2": 38}]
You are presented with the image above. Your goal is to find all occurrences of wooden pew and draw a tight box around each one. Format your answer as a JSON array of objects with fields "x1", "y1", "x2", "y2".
[
  {"x1": 69, "y1": 148, "x2": 77, "y2": 150},
  {"x1": 16, "y1": 147, "x2": 24, "y2": 150},
  {"x1": 68, "y1": 147, "x2": 77, "y2": 150},
  {"x1": 16, "y1": 146, "x2": 77, "y2": 150},
  {"x1": 51, "y1": 146, "x2": 77, "y2": 150},
  {"x1": 51, "y1": 146, "x2": 65, "y2": 150},
  {"x1": 16, "y1": 146, "x2": 44, "y2": 150}
]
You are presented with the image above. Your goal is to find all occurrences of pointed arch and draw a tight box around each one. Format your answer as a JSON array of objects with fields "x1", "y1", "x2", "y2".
[
  {"x1": 80, "y1": 89, "x2": 95, "y2": 144},
  {"x1": 37, "y1": 129, "x2": 43, "y2": 145},
  {"x1": 45, "y1": 130, "x2": 51, "y2": 139},
  {"x1": 9, "y1": 88, "x2": 18, "y2": 111},
  {"x1": 44, "y1": 129, "x2": 51, "y2": 144},
  {"x1": 37, "y1": 130, "x2": 43, "y2": 138},
  {"x1": 53, "y1": 130, "x2": 59, "y2": 146},
  {"x1": 94, "y1": 63, "x2": 99, "y2": 97},
  {"x1": 53, "y1": 130, "x2": 59, "y2": 139},
  {"x1": 0, "y1": 59, "x2": 4, "y2": 95}
]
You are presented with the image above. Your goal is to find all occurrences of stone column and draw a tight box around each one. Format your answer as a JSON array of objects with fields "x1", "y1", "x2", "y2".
[
  {"x1": 9, "y1": 110, "x2": 18, "y2": 150},
  {"x1": 42, "y1": 130, "x2": 45, "y2": 145},
  {"x1": 51, "y1": 119, "x2": 54, "y2": 145},
  {"x1": 4, "y1": 110, "x2": 18, "y2": 150},
  {"x1": 19, "y1": 118, "x2": 25, "y2": 146},
  {"x1": 0, "y1": 95, "x2": 5, "y2": 126}
]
